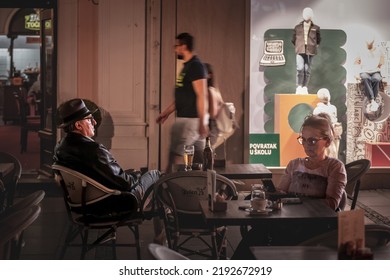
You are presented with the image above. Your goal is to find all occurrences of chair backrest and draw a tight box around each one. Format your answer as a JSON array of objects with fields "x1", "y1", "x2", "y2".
[
  {"x1": 148, "y1": 243, "x2": 189, "y2": 260},
  {"x1": 345, "y1": 159, "x2": 371, "y2": 209},
  {"x1": 0, "y1": 205, "x2": 41, "y2": 259},
  {"x1": 0, "y1": 152, "x2": 22, "y2": 182},
  {"x1": 15, "y1": 88, "x2": 41, "y2": 126},
  {"x1": 364, "y1": 224, "x2": 390, "y2": 248},
  {"x1": 2, "y1": 190, "x2": 45, "y2": 217},
  {"x1": 337, "y1": 189, "x2": 347, "y2": 211},
  {"x1": 52, "y1": 164, "x2": 121, "y2": 208},
  {"x1": 155, "y1": 171, "x2": 237, "y2": 215}
]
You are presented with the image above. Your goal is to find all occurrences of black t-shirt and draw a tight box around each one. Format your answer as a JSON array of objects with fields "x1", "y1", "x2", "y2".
[{"x1": 175, "y1": 55, "x2": 206, "y2": 117}]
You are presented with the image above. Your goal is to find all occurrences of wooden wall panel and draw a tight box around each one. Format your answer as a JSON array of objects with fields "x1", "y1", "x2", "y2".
[
  {"x1": 96, "y1": 0, "x2": 147, "y2": 169},
  {"x1": 159, "y1": 0, "x2": 178, "y2": 171},
  {"x1": 159, "y1": 0, "x2": 246, "y2": 165}
]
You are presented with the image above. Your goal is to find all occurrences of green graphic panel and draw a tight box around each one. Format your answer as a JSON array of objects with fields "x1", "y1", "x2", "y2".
[
  {"x1": 249, "y1": 134, "x2": 280, "y2": 167},
  {"x1": 262, "y1": 29, "x2": 347, "y2": 134},
  {"x1": 288, "y1": 103, "x2": 313, "y2": 133}
]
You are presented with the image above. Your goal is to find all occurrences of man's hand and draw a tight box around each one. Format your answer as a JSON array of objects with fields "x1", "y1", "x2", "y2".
[
  {"x1": 156, "y1": 112, "x2": 169, "y2": 124},
  {"x1": 156, "y1": 103, "x2": 175, "y2": 124},
  {"x1": 199, "y1": 123, "x2": 208, "y2": 138}
]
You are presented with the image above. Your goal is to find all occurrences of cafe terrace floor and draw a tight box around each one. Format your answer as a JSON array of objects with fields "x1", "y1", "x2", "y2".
[{"x1": 16, "y1": 178, "x2": 390, "y2": 260}]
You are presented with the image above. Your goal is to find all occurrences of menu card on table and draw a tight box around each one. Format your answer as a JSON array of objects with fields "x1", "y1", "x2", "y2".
[{"x1": 338, "y1": 209, "x2": 372, "y2": 259}]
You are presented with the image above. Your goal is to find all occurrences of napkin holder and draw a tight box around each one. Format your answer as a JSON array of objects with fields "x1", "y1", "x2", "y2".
[{"x1": 208, "y1": 198, "x2": 227, "y2": 212}]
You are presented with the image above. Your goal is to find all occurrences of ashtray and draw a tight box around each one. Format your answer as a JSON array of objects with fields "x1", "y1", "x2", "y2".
[{"x1": 192, "y1": 163, "x2": 203, "y2": 170}]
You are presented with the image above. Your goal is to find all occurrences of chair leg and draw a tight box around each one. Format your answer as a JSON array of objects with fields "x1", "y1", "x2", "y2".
[
  {"x1": 351, "y1": 180, "x2": 361, "y2": 210},
  {"x1": 210, "y1": 232, "x2": 218, "y2": 259},
  {"x1": 216, "y1": 227, "x2": 228, "y2": 259},
  {"x1": 111, "y1": 237, "x2": 117, "y2": 260},
  {"x1": 81, "y1": 228, "x2": 89, "y2": 259},
  {"x1": 59, "y1": 224, "x2": 79, "y2": 259},
  {"x1": 134, "y1": 225, "x2": 141, "y2": 260}
]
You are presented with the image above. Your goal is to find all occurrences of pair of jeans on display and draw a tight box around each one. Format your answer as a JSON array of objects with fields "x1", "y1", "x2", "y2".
[{"x1": 296, "y1": 53, "x2": 313, "y2": 87}]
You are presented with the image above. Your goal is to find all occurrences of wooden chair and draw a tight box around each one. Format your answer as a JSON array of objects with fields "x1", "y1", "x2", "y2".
[
  {"x1": 14, "y1": 87, "x2": 41, "y2": 153},
  {"x1": 52, "y1": 164, "x2": 144, "y2": 259},
  {"x1": 345, "y1": 159, "x2": 371, "y2": 210},
  {"x1": 154, "y1": 171, "x2": 237, "y2": 259}
]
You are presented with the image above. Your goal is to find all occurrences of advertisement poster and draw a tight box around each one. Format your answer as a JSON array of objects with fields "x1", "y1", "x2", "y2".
[{"x1": 249, "y1": 134, "x2": 280, "y2": 166}]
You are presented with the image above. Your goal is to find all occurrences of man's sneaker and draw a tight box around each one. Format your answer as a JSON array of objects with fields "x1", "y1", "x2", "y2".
[
  {"x1": 302, "y1": 86, "x2": 308, "y2": 94},
  {"x1": 295, "y1": 86, "x2": 302, "y2": 94}
]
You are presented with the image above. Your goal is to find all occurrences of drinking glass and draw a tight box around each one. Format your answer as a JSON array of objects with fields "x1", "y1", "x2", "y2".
[
  {"x1": 250, "y1": 184, "x2": 266, "y2": 211},
  {"x1": 183, "y1": 145, "x2": 195, "y2": 171}
]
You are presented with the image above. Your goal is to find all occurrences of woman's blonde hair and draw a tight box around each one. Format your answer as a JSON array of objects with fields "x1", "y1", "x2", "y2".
[{"x1": 301, "y1": 113, "x2": 334, "y2": 141}]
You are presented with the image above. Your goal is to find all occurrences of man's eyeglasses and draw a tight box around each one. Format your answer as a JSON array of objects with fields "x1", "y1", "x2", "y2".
[
  {"x1": 83, "y1": 116, "x2": 95, "y2": 123},
  {"x1": 297, "y1": 136, "x2": 327, "y2": 146}
]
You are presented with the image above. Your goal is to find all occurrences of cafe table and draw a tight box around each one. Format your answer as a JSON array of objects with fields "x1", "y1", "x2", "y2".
[
  {"x1": 175, "y1": 163, "x2": 272, "y2": 180},
  {"x1": 250, "y1": 246, "x2": 390, "y2": 260},
  {"x1": 199, "y1": 198, "x2": 338, "y2": 228},
  {"x1": 200, "y1": 198, "x2": 338, "y2": 259},
  {"x1": 214, "y1": 163, "x2": 272, "y2": 180}
]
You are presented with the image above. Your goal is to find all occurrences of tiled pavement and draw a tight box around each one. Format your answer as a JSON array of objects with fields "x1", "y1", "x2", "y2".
[{"x1": 15, "y1": 181, "x2": 390, "y2": 260}]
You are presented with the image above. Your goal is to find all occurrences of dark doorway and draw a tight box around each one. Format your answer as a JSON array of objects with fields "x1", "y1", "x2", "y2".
[{"x1": 0, "y1": 0, "x2": 57, "y2": 176}]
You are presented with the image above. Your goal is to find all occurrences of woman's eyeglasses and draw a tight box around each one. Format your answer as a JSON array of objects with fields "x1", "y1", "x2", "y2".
[{"x1": 297, "y1": 136, "x2": 327, "y2": 146}]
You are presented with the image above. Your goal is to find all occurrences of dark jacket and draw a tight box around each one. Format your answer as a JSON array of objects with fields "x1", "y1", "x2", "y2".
[
  {"x1": 292, "y1": 21, "x2": 321, "y2": 55},
  {"x1": 53, "y1": 132, "x2": 138, "y2": 192}
]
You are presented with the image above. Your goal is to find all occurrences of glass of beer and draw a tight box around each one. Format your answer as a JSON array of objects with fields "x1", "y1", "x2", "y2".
[{"x1": 183, "y1": 145, "x2": 195, "y2": 171}]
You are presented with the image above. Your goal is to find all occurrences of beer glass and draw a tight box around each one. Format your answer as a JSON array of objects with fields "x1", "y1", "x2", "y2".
[{"x1": 183, "y1": 145, "x2": 195, "y2": 171}]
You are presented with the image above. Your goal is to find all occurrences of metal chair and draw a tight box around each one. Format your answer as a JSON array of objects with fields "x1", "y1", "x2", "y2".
[
  {"x1": 52, "y1": 164, "x2": 144, "y2": 259},
  {"x1": 2, "y1": 190, "x2": 45, "y2": 217},
  {"x1": 0, "y1": 152, "x2": 22, "y2": 210},
  {"x1": 0, "y1": 205, "x2": 42, "y2": 259},
  {"x1": 154, "y1": 171, "x2": 237, "y2": 259},
  {"x1": 0, "y1": 189, "x2": 45, "y2": 259},
  {"x1": 148, "y1": 243, "x2": 189, "y2": 260},
  {"x1": 15, "y1": 88, "x2": 41, "y2": 153},
  {"x1": 345, "y1": 159, "x2": 371, "y2": 210}
]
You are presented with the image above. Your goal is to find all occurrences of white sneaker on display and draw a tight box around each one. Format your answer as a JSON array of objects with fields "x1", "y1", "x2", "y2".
[
  {"x1": 370, "y1": 100, "x2": 379, "y2": 112},
  {"x1": 296, "y1": 86, "x2": 302, "y2": 94},
  {"x1": 302, "y1": 86, "x2": 308, "y2": 94}
]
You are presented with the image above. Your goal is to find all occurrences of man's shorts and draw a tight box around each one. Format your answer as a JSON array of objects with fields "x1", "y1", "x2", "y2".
[{"x1": 170, "y1": 117, "x2": 204, "y2": 156}]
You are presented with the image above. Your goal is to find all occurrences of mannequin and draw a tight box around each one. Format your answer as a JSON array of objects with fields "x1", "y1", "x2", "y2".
[{"x1": 292, "y1": 7, "x2": 321, "y2": 94}]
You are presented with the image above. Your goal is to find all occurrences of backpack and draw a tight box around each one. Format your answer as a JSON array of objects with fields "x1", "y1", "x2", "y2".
[{"x1": 214, "y1": 101, "x2": 237, "y2": 149}]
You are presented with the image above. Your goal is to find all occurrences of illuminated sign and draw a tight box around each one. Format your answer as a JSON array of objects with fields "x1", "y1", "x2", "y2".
[
  {"x1": 25, "y1": 13, "x2": 52, "y2": 31},
  {"x1": 25, "y1": 13, "x2": 40, "y2": 30}
]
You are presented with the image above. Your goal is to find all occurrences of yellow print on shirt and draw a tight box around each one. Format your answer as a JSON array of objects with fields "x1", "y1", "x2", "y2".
[{"x1": 176, "y1": 72, "x2": 185, "y2": 88}]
